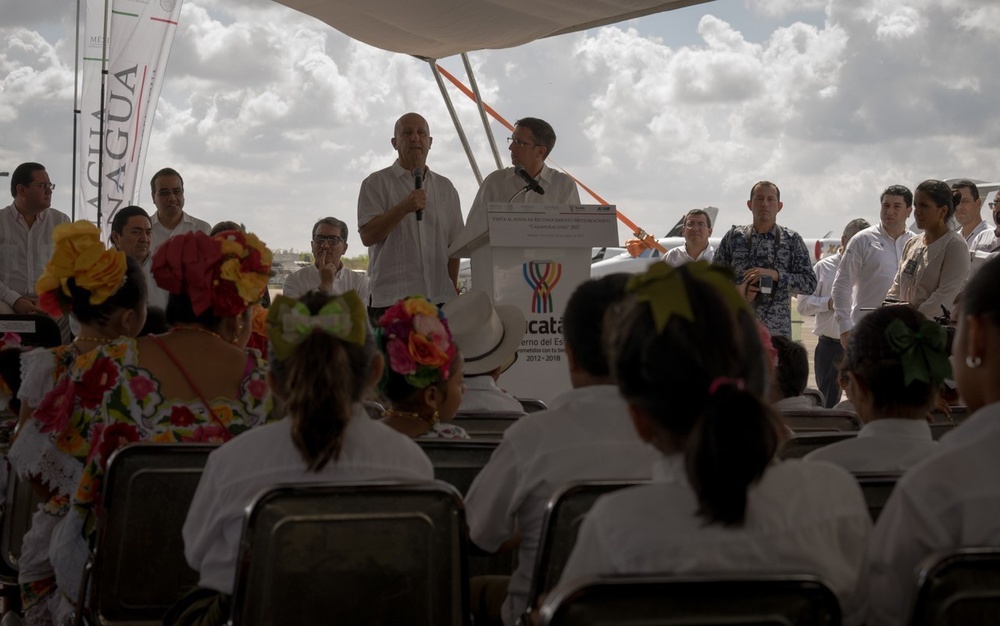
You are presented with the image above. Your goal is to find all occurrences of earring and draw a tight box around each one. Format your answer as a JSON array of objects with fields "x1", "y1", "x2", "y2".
[
  {"x1": 966, "y1": 355, "x2": 982, "y2": 369},
  {"x1": 430, "y1": 410, "x2": 440, "y2": 425}
]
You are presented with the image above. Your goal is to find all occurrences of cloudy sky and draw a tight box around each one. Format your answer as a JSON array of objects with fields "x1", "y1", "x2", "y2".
[{"x1": 2, "y1": 0, "x2": 998, "y2": 256}]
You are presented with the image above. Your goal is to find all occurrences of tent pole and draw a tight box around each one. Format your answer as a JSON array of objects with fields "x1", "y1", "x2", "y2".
[
  {"x1": 71, "y1": 0, "x2": 83, "y2": 221},
  {"x1": 428, "y1": 60, "x2": 483, "y2": 186},
  {"x1": 461, "y1": 53, "x2": 503, "y2": 172}
]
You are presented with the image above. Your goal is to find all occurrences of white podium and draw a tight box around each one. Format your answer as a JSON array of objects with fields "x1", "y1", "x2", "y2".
[{"x1": 449, "y1": 203, "x2": 618, "y2": 403}]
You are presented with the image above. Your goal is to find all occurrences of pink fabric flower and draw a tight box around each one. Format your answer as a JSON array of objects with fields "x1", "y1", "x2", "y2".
[
  {"x1": 128, "y1": 375, "x2": 157, "y2": 400},
  {"x1": 387, "y1": 337, "x2": 417, "y2": 375}
]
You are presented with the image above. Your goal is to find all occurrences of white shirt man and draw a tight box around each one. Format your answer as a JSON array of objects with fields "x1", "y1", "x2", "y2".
[
  {"x1": 463, "y1": 117, "x2": 582, "y2": 238},
  {"x1": 358, "y1": 113, "x2": 463, "y2": 309},
  {"x1": 148, "y1": 168, "x2": 211, "y2": 254},
  {"x1": 0, "y1": 163, "x2": 70, "y2": 314},
  {"x1": 968, "y1": 199, "x2": 1000, "y2": 276},
  {"x1": 109, "y1": 205, "x2": 169, "y2": 310},
  {"x1": 952, "y1": 180, "x2": 989, "y2": 250},
  {"x1": 282, "y1": 217, "x2": 370, "y2": 303},
  {"x1": 662, "y1": 209, "x2": 715, "y2": 266},
  {"x1": 833, "y1": 186, "x2": 915, "y2": 347}
]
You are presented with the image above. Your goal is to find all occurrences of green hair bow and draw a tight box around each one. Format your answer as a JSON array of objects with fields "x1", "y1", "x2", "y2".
[
  {"x1": 884, "y1": 318, "x2": 952, "y2": 386},
  {"x1": 267, "y1": 291, "x2": 367, "y2": 360},
  {"x1": 626, "y1": 261, "x2": 751, "y2": 333}
]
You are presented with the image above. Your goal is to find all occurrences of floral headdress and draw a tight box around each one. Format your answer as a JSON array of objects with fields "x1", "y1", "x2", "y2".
[
  {"x1": 35, "y1": 221, "x2": 127, "y2": 317},
  {"x1": 377, "y1": 296, "x2": 457, "y2": 389},
  {"x1": 267, "y1": 292, "x2": 368, "y2": 361},
  {"x1": 152, "y1": 230, "x2": 272, "y2": 318}
]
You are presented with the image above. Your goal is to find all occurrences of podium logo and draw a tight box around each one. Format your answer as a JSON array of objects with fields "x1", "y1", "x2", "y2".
[{"x1": 523, "y1": 262, "x2": 562, "y2": 314}]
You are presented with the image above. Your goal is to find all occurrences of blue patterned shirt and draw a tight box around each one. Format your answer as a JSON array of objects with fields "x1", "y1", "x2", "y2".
[{"x1": 714, "y1": 224, "x2": 817, "y2": 337}]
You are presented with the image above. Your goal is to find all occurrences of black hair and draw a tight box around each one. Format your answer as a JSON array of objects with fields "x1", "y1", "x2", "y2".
[
  {"x1": 607, "y1": 264, "x2": 780, "y2": 526},
  {"x1": 750, "y1": 180, "x2": 781, "y2": 202},
  {"x1": 210, "y1": 221, "x2": 242, "y2": 237},
  {"x1": 139, "y1": 307, "x2": 169, "y2": 336},
  {"x1": 0, "y1": 348, "x2": 23, "y2": 415},
  {"x1": 382, "y1": 349, "x2": 462, "y2": 410},
  {"x1": 880, "y1": 184, "x2": 913, "y2": 208},
  {"x1": 962, "y1": 255, "x2": 1000, "y2": 328},
  {"x1": 916, "y1": 179, "x2": 959, "y2": 221},
  {"x1": 149, "y1": 167, "x2": 183, "y2": 194},
  {"x1": 845, "y1": 306, "x2": 940, "y2": 416},
  {"x1": 165, "y1": 292, "x2": 226, "y2": 332},
  {"x1": 563, "y1": 274, "x2": 630, "y2": 377},
  {"x1": 10, "y1": 162, "x2": 45, "y2": 198},
  {"x1": 110, "y1": 205, "x2": 150, "y2": 236},
  {"x1": 515, "y1": 117, "x2": 557, "y2": 159},
  {"x1": 951, "y1": 179, "x2": 980, "y2": 201},
  {"x1": 312, "y1": 217, "x2": 349, "y2": 240},
  {"x1": 770, "y1": 335, "x2": 809, "y2": 400},
  {"x1": 58, "y1": 256, "x2": 146, "y2": 325},
  {"x1": 269, "y1": 291, "x2": 379, "y2": 471}
]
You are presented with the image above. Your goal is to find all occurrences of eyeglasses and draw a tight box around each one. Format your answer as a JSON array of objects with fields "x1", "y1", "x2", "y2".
[
  {"x1": 313, "y1": 235, "x2": 345, "y2": 245},
  {"x1": 507, "y1": 136, "x2": 540, "y2": 148},
  {"x1": 31, "y1": 182, "x2": 55, "y2": 191}
]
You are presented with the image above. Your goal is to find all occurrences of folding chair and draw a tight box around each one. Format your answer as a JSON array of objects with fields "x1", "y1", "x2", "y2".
[
  {"x1": 778, "y1": 432, "x2": 857, "y2": 460},
  {"x1": 80, "y1": 443, "x2": 218, "y2": 625},
  {"x1": 538, "y1": 574, "x2": 842, "y2": 626},
  {"x1": 517, "y1": 398, "x2": 548, "y2": 414},
  {"x1": 524, "y1": 481, "x2": 646, "y2": 621},
  {"x1": 912, "y1": 547, "x2": 1000, "y2": 626},
  {"x1": 781, "y1": 410, "x2": 861, "y2": 433},
  {"x1": 229, "y1": 481, "x2": 470, "y2": 626},
  {"x1": 853, "y1": 472, "x2": 901, "y2": 522},
  {"x1": 417, "y1": 439, "x2": 500, "y2": 496},
  {"x1": 452, "y1": 411, "x2": 523, "y2": 437}
]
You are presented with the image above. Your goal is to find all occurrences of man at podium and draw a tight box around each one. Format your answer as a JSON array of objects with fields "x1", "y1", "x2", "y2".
[{"x1": 465, "y1": 118, "x2": 581, "y2": 234}]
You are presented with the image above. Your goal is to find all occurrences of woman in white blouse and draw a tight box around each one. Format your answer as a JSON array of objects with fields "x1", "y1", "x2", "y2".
[
  {"x1": 868, "y1": 255, "x2": 1000, "y2": 626},
  {"x1": 555, "y1": 262, "x2": 871, "y2": 626},
  {"x1": 805, "y1": 306, "x2": 945, "y2": 471},
  {"x1": 885, "y1": 180, "x2": 970, "y2": 318}
]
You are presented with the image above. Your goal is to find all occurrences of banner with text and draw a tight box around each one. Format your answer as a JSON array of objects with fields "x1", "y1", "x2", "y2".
[{"x1": 77, "y1": 0, "x2": 184, "y2": 239}]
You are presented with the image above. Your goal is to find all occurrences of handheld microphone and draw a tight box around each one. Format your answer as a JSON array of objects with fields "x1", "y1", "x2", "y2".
[
  {"x1": 515, "y1": 165, "x2": 545, "y2": 195},
  {"x1": 412, "y1": 168, "x2": 424, "y2": 221}
]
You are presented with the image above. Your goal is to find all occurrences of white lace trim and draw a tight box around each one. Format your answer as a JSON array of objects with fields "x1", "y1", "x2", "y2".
[
  {"x1": 7, "y1": 420, "x2": 82, "y2": 497},
  {"x1": 17, "y1": 348, "x2": 58, "y2": 408}
]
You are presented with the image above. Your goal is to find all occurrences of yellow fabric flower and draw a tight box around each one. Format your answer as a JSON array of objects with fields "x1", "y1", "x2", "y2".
[
  {"x1": 403, "y1": 297, "x2": 438, "y2": 318},
  {"x1": 35, "y1": 221, "x2": 126, "y2": 306}
]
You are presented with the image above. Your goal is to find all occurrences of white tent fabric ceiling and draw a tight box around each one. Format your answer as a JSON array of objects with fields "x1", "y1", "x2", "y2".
[{"x1": 274, "y1": 0, "x2": 714, "y2": 59}]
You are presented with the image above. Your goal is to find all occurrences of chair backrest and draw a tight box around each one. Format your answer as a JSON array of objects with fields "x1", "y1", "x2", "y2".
[
  {"x1": 778, "y1": 432, "x2": 857, "y2": 460},
  {"x1": 417, "y1": 438, "x2": 500, "y2": 496},
  {"x1": 0, "y1": 472, "x2": 47, "y2": 581},
  {"x1": 781, "y1": 410, "x2": 861, "y2": 433},
  {"x1": 538, "y1": 575, "x2": 842, "y2": 626},
  {"x1": 452, "y1": 411, "x2": 522, "y2": 436},
  {"x1": 802, "y1": 388, "x2": 825, "y2": 407},
  {"x1": 912, "y1": 547, "x2": 1000, "y2": 626},
  {"x1": 229, "y1": 481, "x2": 469, "y2": 626},
  {"x1": 0, "y1": 315, "x2": 62, "y2": 348},
  {"x1": 853, "y1": 472, "x2": 901, "y2": 522},
  {"x1": 527, "y1": 481, "x2": 647, "y2": 614},
  {"x1": 86, "y1": 443, "x2": 217, "y2": 625},
  {"x1": 929, "y1": 405, "x2": 969, "y2": 425},
  {"x1": 518, "y1": 398, "x2": 548, "y2": 414},
  {"x1": 930, "y1": 422, "x2": 957, "y2": 441}
]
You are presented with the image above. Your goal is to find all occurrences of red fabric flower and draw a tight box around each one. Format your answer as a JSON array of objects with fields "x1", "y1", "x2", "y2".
[
  {"x1": 247, "y1": 378, "x2": 268, "y2": 401},
  {"x1": 151, "y1": 232, "x2": 224, "y2": 315},
  {"x1": 98, "y1": 422, "x2": 140, "y2": 469},
  {"x1": 76, "y1": 357, "x2": 120, "y2": 410},
  {"x1": 35, "y1": 375, "x2": 75, "y2": 434},
  {"x1": 127, "y1": 374, "x2": 157, "y2": 400},
  {"x1": 169, "y1": 406, "x2": 197, "y2": 427},
  {"x1": 189, "y1": 423, "x2": 230, "y2": 443}
]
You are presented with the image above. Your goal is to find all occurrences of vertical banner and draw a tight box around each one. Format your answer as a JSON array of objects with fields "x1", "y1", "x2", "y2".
[{"x1": 76, "y1": 0, "x2": 185, "y2": 239}]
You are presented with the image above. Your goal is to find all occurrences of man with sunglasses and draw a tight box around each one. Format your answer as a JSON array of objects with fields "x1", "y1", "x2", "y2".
[
  {"x1": 464, "y1": 117, "x2": 582, "y2": 236},
  {"x1": 283, "y1": 217, "x2": 370, "y2": 303},
  {"x1": 0, "y1": 162, "x2": 70, "y2": 315}
]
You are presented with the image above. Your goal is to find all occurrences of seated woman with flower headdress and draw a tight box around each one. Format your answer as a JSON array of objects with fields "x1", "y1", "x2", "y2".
[
  {"x1": 29, "y1": 229, "x2": 275, "y2": 622},
  {"x1": 7, "y1": 222, "x2": 148, "y2": 625},
  {"x1": 375, "y1": 296, "x2": 469, "y2": 440},
  {"x1": 168, "y1": 290, "x2": 433, "y2": 626}
]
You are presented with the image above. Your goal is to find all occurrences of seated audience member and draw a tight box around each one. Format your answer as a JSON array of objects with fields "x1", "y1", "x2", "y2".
[
  {"x1": 441, "y1": 290, "x2": 525, "y2": 415},
  {"x1": 209, "y1": 221, "x2": 270, "y2": 352},
  {"x1": 663, "y1": 208, "x2": 715, "y2": 265},
  {"x1": 376, "y1": 296, "x2": 468, "y2": 439},
  {"x1": 110, "y1": 205, "x2": 169, "y2": 310},
  {"x1": 885, "y1": 180, "x2": 970, "y2": 317},
  {"x1": 283, "y1": 217, "x2": 370, "y2": 304},
  {"x1": 32, "y1": 230, "x2": 274, "y2": 622},
  {"x1": 555, "y1": 262, "x2": 870, "y2": 626},
  {"x1": 867, "y1": 255, "x2": 1000, "y2": 626},
  {"x1": 173, "y1": 291, "x2": 432, "y2": 625},
  {"x1": 464, "y1": 274, "x2": 659, "y2": 626},
  {"x1": 8, "y1": 221, "x2": 147, "y2": 624},
  {"x1": 832, "y1": 364, "x2": 857, "y2": 413},
  {"x1": 768, "y1": 335, "x2": 813, "y2": 409},
  {"x1": 804, "y1": 307, "x2": 945, "y2": 471}
]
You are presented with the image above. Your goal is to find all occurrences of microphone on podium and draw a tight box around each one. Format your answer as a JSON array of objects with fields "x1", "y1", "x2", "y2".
[
  {"x1": 515, "y1": 165, "x2": 545, "y2": 195},
  {"x1": 412, "y1": 168, "x2": 424, "y2": 221}
]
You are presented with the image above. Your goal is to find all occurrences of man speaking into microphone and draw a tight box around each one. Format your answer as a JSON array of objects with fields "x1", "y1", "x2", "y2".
[
  {"x1": 466, "y1": 117, "x2": 582, "y2": 233},
  {"x1": 358, "y1": 112, "x2": 464, "y2": 319}
]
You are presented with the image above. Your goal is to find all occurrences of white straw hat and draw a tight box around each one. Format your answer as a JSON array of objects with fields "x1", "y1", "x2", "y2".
[{"x1": 441, "y1": 290, "x2": 525, "y2": 376}]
